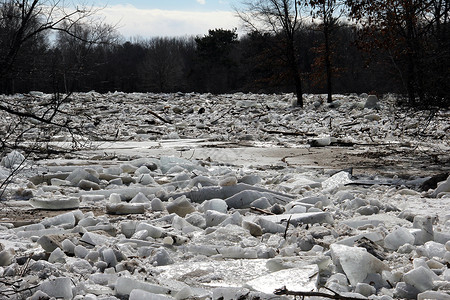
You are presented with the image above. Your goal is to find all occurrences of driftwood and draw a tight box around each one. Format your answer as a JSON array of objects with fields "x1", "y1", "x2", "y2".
[
  {"x1": 261, "y1": 128, "x2": 317, "y2": 136},
  {"x1": 274, "y1": 286, "x2": 366, "y2": 300},
  {"x1": 148, "y1": 110, "x2": 172, "y2": 124},
  {"x1": 250, "y1": 206, "x2": 275, "y2": 215}
]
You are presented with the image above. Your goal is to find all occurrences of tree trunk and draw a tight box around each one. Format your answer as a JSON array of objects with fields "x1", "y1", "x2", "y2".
[{"x1": 324, "y1": 24, "x2": 333, "y2": 103}]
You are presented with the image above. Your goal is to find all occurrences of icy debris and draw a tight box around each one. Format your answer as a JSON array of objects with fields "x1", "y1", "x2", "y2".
[
  {"x1": 0, "y1": 92, "x2": 449, "y2": 299},
  {"x1": 106, "y1": 203, "x2": 146, "y2": 214},
  {"x1": 255, "y1": 212, "x2": 334, "y2": 226},
  {"x1": 244, "y1": 265, "x2": 319, "y2": 294},
  {"x1": 384, "y1": 227, "x2": 415, "y2": 250},
  {"x1": 39, "y1": 277, "x2": 73, "y2": 299},
  {"x1": 166, "y1": 196, "x2": 196, "y2": 217},
  {"x1": 364, "y1": 95, "x2": 379, "y2": 109},
  {"x1": 29, "y1": 197, "x2": 80, "y2": 210},
  {"x1": 115, "y1": 276, "x2": 172, "y2": 297},
  {"x1": 1, "y1": 150, "x2": 25, "y2": 168},
  {"x1": 330, "y1": 244, "x2": 390, "y2": 286},
  {"x1": 322, "y1": 171, "x2": 352, "y2": 192}
]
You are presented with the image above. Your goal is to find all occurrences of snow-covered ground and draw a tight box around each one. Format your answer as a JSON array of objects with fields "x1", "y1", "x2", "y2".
[{"x1": 0, "y1": 92, "x2": 449, "y2": 299}]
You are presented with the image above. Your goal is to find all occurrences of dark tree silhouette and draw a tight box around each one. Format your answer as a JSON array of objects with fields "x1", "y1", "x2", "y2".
[{"x1": 237, "y1": 0, "x2": 306, "y2": 107}]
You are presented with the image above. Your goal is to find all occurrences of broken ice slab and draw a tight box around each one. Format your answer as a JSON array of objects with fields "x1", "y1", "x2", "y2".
[
  {"x1": 29, "y1": 197, "x2": 80, "y2": 210},
  {"x1": 129, "y1": 289, "x2": 174, "y2": 300},
  {"x1": 115, "y1": 276, "x2": 172, "y2": 297},
  {"x1": 322, "y1": 171, "x2": 352, "y2": 192},
  {"x1": 265, "y1": 256, "x2": 331, "y2": 272},
  {"x1": 81, "y1": 232, "x2": 111, "y2": 246},
  {"x1": 384, "y1": 227, "x2": 415, "y2": 250},
  {"x1": 340, "y1": 214, "x2": 410, "y2": 229},
  {"x1": 335, "y1": 232, "x2": 384, "y2": 246},
  {"x1": 154, "y1": 259, "x2": 272, "y2": 289},
  {"x1": 79, "y1": 186, "x2": 163, "y2": 201},
  {"x1": 251, "y1": 212, "x2": 334, "y2": 226},
  {"x1": 37, "y1": 233, "x2": 80, "y2": 252},
  {"x1": 341, "y1": 219, "x2": 384, "y2": 229},
  {"x1": 106, "y1": 203, "x2": 146, "y2": 215},
  {"x1": 40, "y1": 211, "x2": 76, "y2": 228},
  {"x1": 39, "y1": 277, "x2": 73, "y2": 300},
  {"x1": 431, "y1": 175, "x2": 450, "y2": 197},
  {"x1": 278, "y1": 176, "x2": 322, "y2": 191},
  {"x1": 403, "y1": 266, "x2": 439, "y2": 292},
  {"x1": 162, "y1": 183, "x2": 295, "y2": 204},
  {"x1": 330, "y1": 244, "x2": 390, "y2": 286},
  {"x1": 244, "y1": 265, "x2": 319, "y2": 295},
  {"x1": 225, "y1": 190, "x2": 294, "y2": 209}
]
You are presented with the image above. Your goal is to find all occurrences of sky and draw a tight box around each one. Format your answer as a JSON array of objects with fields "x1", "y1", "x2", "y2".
[{"x1": 94, "y1": 0, "x2": 243, "y2": 40}]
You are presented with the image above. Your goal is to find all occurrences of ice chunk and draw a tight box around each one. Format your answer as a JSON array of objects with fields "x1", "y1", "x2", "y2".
[
  {"x1": 418, "y1": 291, "x2": 450, "y2": 300},
  {"x1": 39, "y1": 277, "x2": 73, "y2": 300},
  {"x1": 201, "y1": 198, "x2": 228, "y2": 213},
  {"x1": 130, "y1": 192, "x2": 151, "y2": 204},
  {"x1": 394, "y1": 282, "x2": 420, "y2": 299},
  {"x1": 29, "y1": 197, "x2": 80, "y2": 210},
  {"x1": 242, "y1": 221, "x2": 263, "y2": 237},
  {"x1": 81, "y1": 232, "x2": 110, "y2": 246},
  {"x1": 137, "y1": 174, "x2": 156, "y2": 185},
  {"x1": 431, "y1": 175, "x2": 450, "y2": 197},
  {"x1": 322, "y1": 171, "x2": 352, "y2": 192},
  {"x1": 41, "y1": 212, "x2": 76, "y2": 228},
  {"x1": 384, "y1": 227, "x2": 415, "y2": 250},
  {"x1": 310, "y1": 136, "x2": 331, "y2": 147},
  {"x1": 115, "y1": 276, "x2": 171, "y2": 296},
  {"x1": 364, "y1": 95, "x2": 379, "y2": 109},
  {"x1": 355, "y1": 282, "x2": 376, "y2": 297},
  {"x1": 423, "y1": 241, "x2": 446, "y2": 258},
  {"x1": 412, "y1": 215, "x2": 434, "y2": 244},
  {"x1": 149, "y1": 248, "x2": 174, "y2": 266},
  {"x1": 0, "y1": 248, "x2": 15, "y2": 266},
  {"x1": 78, "y1": 179, "x2": 100, "y2": 190},
  {"x1": 106, "y1": 203, "x2": 146, "y2": 214},
  {"x1": 66, "y1": 168, "x2": 100, "y2": 185},
  {"x1": 101, "y1": 248, "x2": 117, "y2": 267},
  {"x1": 244, "y1": 265, "x2": 318, "y2": 294},
  {"x1": 37, "y1": 233, "x2": 79, "y2": 252},
  {"x1": 205, "y1": 210, "x2": 229, "y2": 227},
  {"x1": 136, "y1": 222, "x2": 165, "y2": 238},
  {"x1": 330, "y1": 244, "x2": 390, "y2": 286},
  {"x1": 74, "y1": 245, "x2": 89, "y2": 258},
  {"x1": 255, "y1": 217, "x2": 285, "y2": 234},
  {"x1": 129, "y1": 289, "x2": 174, "y2": 300},
  {"x1": 255, "y1": 212, "x2": 334, "y2": 226},
  {"x1": 403, "y1": 266, "x2": 438, "y2": 292},
  {"x1": 151, "y1": 198, "x2": 165, "y2": 211},
  {"x1": 218, "y1": 246, "x2": 258, "y2": 259},
  {"x1": 225, "y1": 190, "x2": 292, "y2": 209},
  {"x1": 166, "y1": 196, "x2": 196, "y2": 217},
  {"x1": 1, "y1": 150, "x2": 25, "y2": 168},
  {"x1": 249, "y1": 197, "x2": 271, "y2": 209}
]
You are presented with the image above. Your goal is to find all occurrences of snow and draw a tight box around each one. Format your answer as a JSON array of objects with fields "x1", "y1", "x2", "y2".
[{"x1": 0, "y1": 92, "x2": 449, "y2": 299}]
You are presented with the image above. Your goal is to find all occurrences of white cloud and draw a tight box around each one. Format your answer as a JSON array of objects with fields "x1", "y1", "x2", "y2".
[
  {"x1": 197, "y1": 0, "x2": 206, "y2": 4},
  {"x1": 98, "y1": 4, "x2": 241, "y2": 39}
]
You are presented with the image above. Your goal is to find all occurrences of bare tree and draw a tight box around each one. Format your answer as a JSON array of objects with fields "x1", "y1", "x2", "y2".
[
  {"x1": 0, "y1": 0, "x2": 117, "y2": 154},
  {"x1": 139, "y1": 37, "x2": 185, "y2": 92},
  {"x1": 237, "y1": 0, "x2": 306, "y2": 107},
  {"x1": 307, "y1": 0, "x2": 345, "y2": 103},
  {"x1": 346, "y1": 0, "x2": 450, "y2": 107}
]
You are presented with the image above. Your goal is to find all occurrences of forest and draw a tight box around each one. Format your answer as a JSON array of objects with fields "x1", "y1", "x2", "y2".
[{"x1": 0, "y1": 0, "x2": 449, "y2": 108}]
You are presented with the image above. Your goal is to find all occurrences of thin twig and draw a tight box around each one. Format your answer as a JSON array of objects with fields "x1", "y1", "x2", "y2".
[
  {"x1": 250, "y1": 206, "x2": 275, "y2": 215},
  {"x1": 274, "y1": 286, "x2": 365, "y2": 300},
  {"x1": 283, "y1": 215, "x2": 292, "y2": 239}
]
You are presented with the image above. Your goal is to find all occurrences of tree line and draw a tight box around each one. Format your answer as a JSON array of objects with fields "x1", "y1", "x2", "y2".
[{"x1": 1, "y1": 0, "x2": 449, "y2": 108}]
